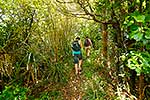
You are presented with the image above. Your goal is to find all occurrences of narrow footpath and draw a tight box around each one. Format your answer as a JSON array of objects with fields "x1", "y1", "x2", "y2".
[{"x1": 62, "y1": 69, "x2": 85, "y2": 100}]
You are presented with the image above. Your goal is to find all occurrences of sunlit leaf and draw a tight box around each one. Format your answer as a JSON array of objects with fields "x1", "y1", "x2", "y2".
[
  {"x1": 127, "y1": 20, "x2": 134, "y2": 26},
  {"x1": 127, "y1": 51, "x2": 150, "y2": 76},
  {"x1": 133, "y1": 15, "x2": 145, "y2": 23},
  {"x1": 132, "y1": 11, "x2": 145, "y2": 23},
  {"x1": 131, "y1": 32, "x2": 143, "y2": 41}
]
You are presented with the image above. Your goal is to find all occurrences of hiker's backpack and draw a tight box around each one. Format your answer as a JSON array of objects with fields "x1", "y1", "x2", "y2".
[
  {"x1": 84, "y1": 38, "x2": 90, "y2": 46},
  {"x1": 72, "y1": 41, "x2": 81, "y2": 51}
]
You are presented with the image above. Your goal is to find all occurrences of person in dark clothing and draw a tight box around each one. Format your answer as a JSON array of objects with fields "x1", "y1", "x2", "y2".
[
  {"x1": 71, "y1": 37, "x2": 83, "y2": 75},
  {"x1": 84, "y1": 36, "x2": 92, "y2": 58}
]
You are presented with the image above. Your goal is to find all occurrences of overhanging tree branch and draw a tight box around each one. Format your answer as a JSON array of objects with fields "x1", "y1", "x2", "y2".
[
  {"x1": 77, "y1": 0, "x2": 105, "y2": 23},
  {"x1": 55, "y1": 0, "x2": 74, "y2": 3},
  {"x1": 55, "y1": 0, "x2": 115, "y2": 24}
]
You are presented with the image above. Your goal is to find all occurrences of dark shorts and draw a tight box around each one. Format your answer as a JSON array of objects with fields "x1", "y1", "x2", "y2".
[{"x1": 73, "y1": 54, "x2": 82, "y2": 64}]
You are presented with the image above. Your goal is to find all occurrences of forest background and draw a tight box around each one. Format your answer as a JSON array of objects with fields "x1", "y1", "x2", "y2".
[{"x1": 0, "y1": 0, "x2": 150, "y2": 99}]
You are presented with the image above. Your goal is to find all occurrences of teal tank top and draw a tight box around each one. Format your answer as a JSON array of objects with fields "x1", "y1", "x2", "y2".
[{"x1": 72, "y1": 51, "x2": 81, "y2": 55}]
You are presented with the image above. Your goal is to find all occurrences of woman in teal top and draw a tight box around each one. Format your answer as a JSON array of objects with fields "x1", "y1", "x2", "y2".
[{"x1": 72, "y1": 37, "x2": 82, "y2": 75}]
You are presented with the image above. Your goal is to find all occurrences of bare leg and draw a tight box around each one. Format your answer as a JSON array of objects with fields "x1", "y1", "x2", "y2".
[
  {"x1": 87, "y1": 49, "x2": 90, "y2": 57},
  {"x1": 75, "y1": 63, "x2": 78, "y2": 75},
  {"x1": 78, "y1": 59, "x2": 82, "y2": 71},
  {"x1": 87, "y1": 46, "x2": 91, "y2": 57},
  {"x1": 85, "y1": 47, "x2": 88, "y2": 57}
]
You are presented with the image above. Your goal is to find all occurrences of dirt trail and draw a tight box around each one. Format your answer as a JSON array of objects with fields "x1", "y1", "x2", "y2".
[{"x1": 62, "y1": 69, "x2": 85, "y2": 100}]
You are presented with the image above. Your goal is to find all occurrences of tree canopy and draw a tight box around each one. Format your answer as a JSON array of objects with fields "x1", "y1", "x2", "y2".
[{"x1": 0, "y1": 0, "x2": 150, "y2": 99}]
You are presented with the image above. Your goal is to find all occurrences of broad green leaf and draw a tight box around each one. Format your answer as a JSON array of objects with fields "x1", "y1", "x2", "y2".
[
  {"x1": 127, "y1": 20, "x2": 134, "y2": 26},
  {"x1": 133, "y1": 15, "x2": 145, "y2": 23},
  {"x1": 127, "y1": 51, "x2": 150, "y2": 75},
  {"x1": 132, "y1": 11, "x2": 145, "y2": 23},
  {"x1": 129, "y1": 29, "x2": 137, "y2": 38},
  {"x1": 145, "y1": 31, "x2": 150, "y2": 39},
  {"x1": 133, "y1": 32, "x2": 143, "y2": 41},
  {"x1": 135, "y1": 67, "x2": 141, "y2": 76},
  {"x1": 130, "y1": 24, "x2": 139, "y2": 31}
]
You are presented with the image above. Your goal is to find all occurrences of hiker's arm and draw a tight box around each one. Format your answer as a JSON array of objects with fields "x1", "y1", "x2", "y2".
[
  {"x1": 72, "y1": 50, "x2": 74, "y2": 56},
  {"x1": 89, "y1": 39, "x2": 92, "y2": 46},
  {"x1": 79, "y1": 40, "x2": 83, "y2": 48}
]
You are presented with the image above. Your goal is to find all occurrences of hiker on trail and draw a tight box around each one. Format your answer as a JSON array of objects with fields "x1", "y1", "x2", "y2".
[
  {"x1": 71, "y1": 37, "x2": 82, "y2": 75},
  {"x1": 84, "y1": 36, "x2": 92, "y2": 58}
]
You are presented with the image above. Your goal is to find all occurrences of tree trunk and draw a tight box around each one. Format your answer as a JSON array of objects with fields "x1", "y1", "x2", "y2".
[
  {"x1": 138, "y1": 74, "x2": 144, "y2": 100},
  {"x1": 102, "y1": 23, "x2": 108, "y2": 67}
]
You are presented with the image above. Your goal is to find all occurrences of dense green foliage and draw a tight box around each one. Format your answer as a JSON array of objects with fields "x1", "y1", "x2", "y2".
[
  {"x1": 0, "y1": 85, "x2": 28, "y2": 100},
  {"x1": 123, "y1": 10, "x2": 150, "y2": 75},
  {"x1": 1, "y1": 0, "x2": 150, "y2": 99}
]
